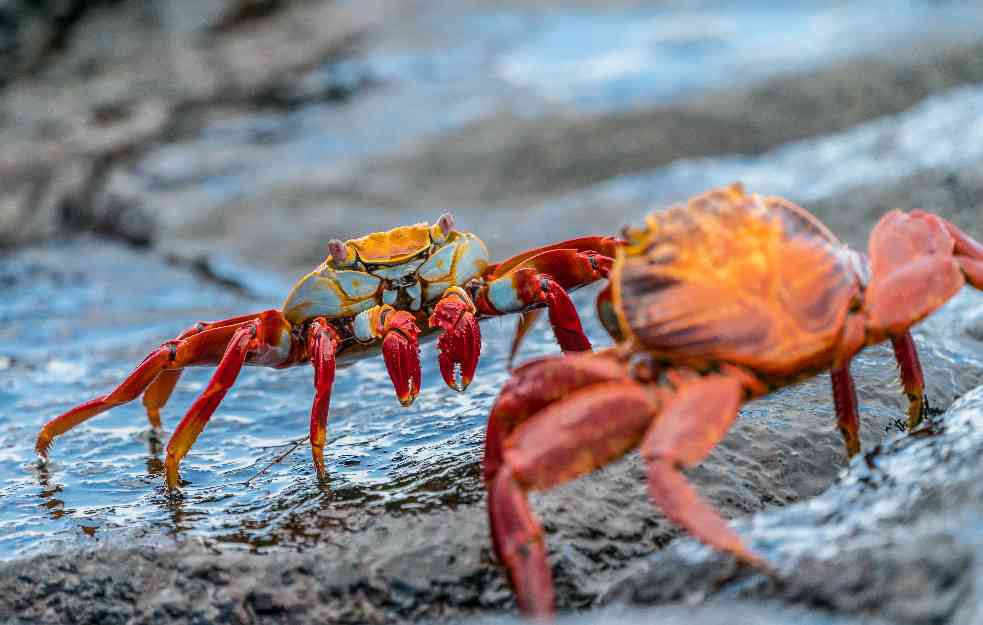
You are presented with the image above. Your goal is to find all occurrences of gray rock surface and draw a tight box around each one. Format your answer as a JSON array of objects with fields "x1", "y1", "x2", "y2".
[
  {"x1": 0, "y1": 0, "x2": 375, "y2": 248},
  {"x1": 605, "y1": 382, "x2": 983, "y2": 625}
]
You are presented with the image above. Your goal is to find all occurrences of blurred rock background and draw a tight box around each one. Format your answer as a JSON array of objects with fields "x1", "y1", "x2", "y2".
[{"x1": 2, "y1": 0, "x2": 983, "y2": 267}]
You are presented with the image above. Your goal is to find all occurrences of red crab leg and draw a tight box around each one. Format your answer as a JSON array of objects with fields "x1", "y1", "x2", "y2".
[
  {"x1": 891, "y1": 331, "x2": 927, "y2": 429},
  {"x1": 864, "y1": 210, "x2": 965, "y2": 339},
  {"x1": 429, "y1": 287, "x2": 481, "y2": 391},
  {"x1": 492, "y1": 383, "x2": 655, "y2": 619},
  {"x1": 142, "y1": 313, "x2": 265, "y2": 427},
  {"x1": 830, "y1": 366, "x2": 861, "y2": 458},
  {"x1": 35, "y1": 310, "x2": 286, "y2": 458},
  {"x1": 914, "y1": 211, "x2": 983, "y2": 289},
  {"x1": 830, "y1": 314, "x2": 865, "y2": 457},
  {"x1": 380, "y1": 309, "x2": 422, "y2": 406},
  {"x1": 307, "y1": 318, "x2": 340, "y2": 480},
  {"x1": 164, "y1": 322, "x2": 260, "y2": 489},
  {"x1": 476, "y1": 245, "x2": 615, "y2": 358},
  {"x1": 484, "y1": 352, "x2": 636, "y2": 617},
  {"x1": 641, "y1": 374, "x2": 765, "y2": 568}
]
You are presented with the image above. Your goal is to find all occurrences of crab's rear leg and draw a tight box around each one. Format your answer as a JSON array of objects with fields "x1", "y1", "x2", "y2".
[
  {"x1": 475, "y1": 244, "x2": 616, "y2": 362},
  {"x1": 142, "y1": 312, "x2": 267, "y2": 427},
  {"x1": 164, "y1": 310, "x2": 294, "y2": 489},
  {"x1": 35, "y1": 310, "x2": 286, "y2": 459}
]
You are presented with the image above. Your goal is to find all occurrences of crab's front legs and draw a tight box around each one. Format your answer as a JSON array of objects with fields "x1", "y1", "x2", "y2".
[
  {"x1": 354, "y1": 305, "x2": 422, "y2": 406},
  {"x1": 429, "y1": 287, "x2": 481, "y2": 391},
  {"x1": 474, "y1": 247, "x2": 615, "y2": 363},
  {"x1": 307, "y1": 318, "x2": 341, "y2": 480}
]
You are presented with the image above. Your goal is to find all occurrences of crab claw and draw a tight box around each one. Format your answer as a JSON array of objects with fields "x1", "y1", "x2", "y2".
[
  {"x1": 381, "y1": 310, "x2": 422, "y2": 406},
  {"x1": 429, "y1": 290, "x2": 482, "y2": 392}
]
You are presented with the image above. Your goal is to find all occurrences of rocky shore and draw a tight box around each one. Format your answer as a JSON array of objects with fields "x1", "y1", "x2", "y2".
[{"x1": 1, "y1": 2, "x2": 982, "y2": 624}]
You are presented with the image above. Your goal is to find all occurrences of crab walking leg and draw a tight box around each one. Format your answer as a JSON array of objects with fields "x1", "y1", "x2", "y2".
[
  {"x1": 829, "y1": 313, "x2": 865, "y2": 457},
  {"x1": 429, "y1": 287, "x2": 482, "y2": 391},
  {"x1": 307, "y1": 318, "x2": 340, "y2": 480},
  {"x1": 830, "y1": 366, "x2": 861, "y2": 457},
  {"x1": 476, "y1": 248, "x2": 615, "y2": 356},
  {"x1": 891, "y1": 331, "x2": 927, "y2": 429},
  {"x1": 641, "y1": 374, "x2": 765, "y2": 567},
  {"x1": 164, "y1": 321, "x2": 262, "y2": 489},
  {"x1": 142, "y1": 313, "x2": 270, "y2": 427},
  {"x1": 488, "y1": 381, "x2": 655, "y2": 618},
  {"x1": 35, "y1": 313, "x2": 279, "y2": 458}
]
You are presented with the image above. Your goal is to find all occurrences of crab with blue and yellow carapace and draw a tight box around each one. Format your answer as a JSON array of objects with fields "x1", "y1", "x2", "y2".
[{"x1": 35, "y1": 213, "x2": 620, "y2": 489}]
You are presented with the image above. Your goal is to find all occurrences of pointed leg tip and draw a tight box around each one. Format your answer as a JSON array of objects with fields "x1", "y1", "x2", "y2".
[
  {"x1": 164, "y1": 457, "x2": 182, "y2": 491},
  {"x1": 35, "y1": 434, "x2": 52, "y2": 459},
  {"x1": 396, "y1": 392, "x2": 418, "y2": 407}
]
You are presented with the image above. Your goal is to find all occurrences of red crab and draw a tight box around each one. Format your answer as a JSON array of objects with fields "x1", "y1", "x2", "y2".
[
  {"x1": 35, "y1": 213, "x2": 620, "y2": 489},
  {"x1": 484, "y1": 184, "x2": 983, "y2": 618}
]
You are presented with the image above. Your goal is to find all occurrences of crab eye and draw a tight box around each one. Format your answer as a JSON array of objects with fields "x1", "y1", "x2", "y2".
[
  {"x1": 437, "y1": 212, "x2": 454, "y2": 236},
  {"x1": 328, "y1": 239, "x2": 348, "y2": 265}
]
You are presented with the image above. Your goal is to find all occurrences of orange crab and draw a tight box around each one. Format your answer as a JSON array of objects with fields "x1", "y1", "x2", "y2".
[
  {"x1": 36, "y1": 213, "x2": 620, "y2": 489},
  {"x1": 484, "y1": 184, "x2": 983, "y2": 618}
]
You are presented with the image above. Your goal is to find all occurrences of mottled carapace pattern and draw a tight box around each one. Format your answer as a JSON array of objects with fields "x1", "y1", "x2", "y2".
[{"x1": 613, "y1": 184, "x2": 860, "y2": 376}]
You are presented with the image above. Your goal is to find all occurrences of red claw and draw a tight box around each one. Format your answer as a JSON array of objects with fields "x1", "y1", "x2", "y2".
[
  {"x1": 381, "y1": 310, "x2": 422, "y2": 406},
  {"x1": 429, "y1": 294, "x2": 482, "y2": 391}
]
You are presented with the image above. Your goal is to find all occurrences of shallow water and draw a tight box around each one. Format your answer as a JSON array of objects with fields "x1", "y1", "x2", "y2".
[{"x1": 1, "y1": 238, "x2": 982, "y2": 565}]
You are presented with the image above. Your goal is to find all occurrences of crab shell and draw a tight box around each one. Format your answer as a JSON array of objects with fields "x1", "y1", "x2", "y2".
[
  {"x1": 608, "y1": 184, "x2": 865, "y2": 380},
  {"x1": 281, "y1": 217, "x2": 490, "y2": 325}
]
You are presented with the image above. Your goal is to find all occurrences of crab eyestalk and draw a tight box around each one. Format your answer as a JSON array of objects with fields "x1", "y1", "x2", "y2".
[
  {"x1": 380, "y1": 309, "x2": 422, "y2": 406},
  {"x1": 429, "y1": 287, "x2": 481, "y2": 392}
]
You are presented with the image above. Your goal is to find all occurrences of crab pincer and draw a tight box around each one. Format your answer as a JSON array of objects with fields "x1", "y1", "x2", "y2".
[
  {"x1": 429, "y1": 287, "x2": 482, "y2": 391},
  {"x1": 380, "y1": 309, "x2": 422, "y2": 406}
]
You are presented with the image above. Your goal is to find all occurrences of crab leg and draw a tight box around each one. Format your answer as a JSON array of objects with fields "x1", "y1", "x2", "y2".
[
  {"x1": 353, "y1": 305, "x2": 422, "y2": 406},
  {"x1": 891, "y1": 332, "x2": 927, "y2": 429},
  {"x1": 164, "y1": 322, "x2": 258, "y2": 489},
  {"x1": 307, "y1": 318, "x2": 340, "y2": 480},
  {"x1": 641, "y1": 374, "x2": 764, "y2": 567},
  {"x1": 485, "y1": 353, "x2": 640, "y2": 618},
  {"x1": 429, "y1": 287, "x2": 482, "y2": 391},
  {"x1": 142, "y1": 313, "x2": 266, "y2": 427},
  {"x1": 916, "y1": 211, "x2": 983, "y2": 289},
  {"x1": 475, "y1": 243, "x2": 616, "y2": 359},
  {"x1": 35, "y1": 311, "x2": 285, "y2": 458}
]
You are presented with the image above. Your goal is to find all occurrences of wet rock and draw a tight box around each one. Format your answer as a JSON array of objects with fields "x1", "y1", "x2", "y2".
[
  {"x1": 136, "y1": 38, "x2": 983, "y2": 273},
  {"x1": 0, "y1": 0, "x2": 378, "y2": 248},
  {"x1": 468, "y1": 602, "x2": 893, "y2": 625},
  {"x1": 809, "y1": 162, "x2": 983, "y2": 251},
  {"x1": 604, "y1": 384, "x2": 983, "y2": 625},
  {"x1": 331, "y1": 39, "x2": 983, "y2": 208}
]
